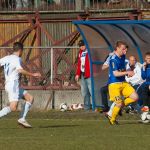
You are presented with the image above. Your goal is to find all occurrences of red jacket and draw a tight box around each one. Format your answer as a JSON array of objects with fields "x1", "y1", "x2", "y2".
[{"x1": 76, "y1": 49, "x2": 90, "y2": 78}]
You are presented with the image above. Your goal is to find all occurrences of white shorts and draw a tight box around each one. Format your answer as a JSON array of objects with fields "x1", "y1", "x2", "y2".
[{"x1": 5, "y1": 80, "x2": 27, "y2": 102}]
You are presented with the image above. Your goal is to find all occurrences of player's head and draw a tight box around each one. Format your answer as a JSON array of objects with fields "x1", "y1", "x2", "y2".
[
  {"x1": 145, "y1": 52, "x2": 150, "y2": 64},
  {"x1": 78, "y1": 40, "x2": 86, "y2": 51},
  {"x1": 13, "y1": 42, "x2": 24, "y2": 56},
  {"x1": 129, "y1": 55, "x2": 137, "y2": 66},
  {"x1": 115, "y1": 41, "x2": 128, "y2": 56}
]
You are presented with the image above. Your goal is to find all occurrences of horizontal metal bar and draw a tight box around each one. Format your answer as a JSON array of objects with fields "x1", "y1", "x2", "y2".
[
  {"x1": 0, "y1": 46, "x2": 109, "y2": 49},
  {"x1": 0, "y1": 8, "x2": 140, "y2": 14}
]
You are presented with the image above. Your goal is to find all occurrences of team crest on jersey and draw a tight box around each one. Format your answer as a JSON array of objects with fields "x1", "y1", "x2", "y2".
[{"x1": 112, "y1": 62, "x2": 115, "y2": 69}]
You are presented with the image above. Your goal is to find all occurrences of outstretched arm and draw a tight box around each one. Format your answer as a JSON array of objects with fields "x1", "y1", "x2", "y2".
[{"x1": 18, "y1": 69, "x2": 41, "y2": 78}]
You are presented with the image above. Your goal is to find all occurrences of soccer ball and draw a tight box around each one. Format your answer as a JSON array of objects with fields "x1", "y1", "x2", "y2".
[
  {"x1": 60, "y1": 103, "x2": 68, "y2": 112},
  {"x1": 140, "y1": 112, "x2": 150, "y2": 123}
]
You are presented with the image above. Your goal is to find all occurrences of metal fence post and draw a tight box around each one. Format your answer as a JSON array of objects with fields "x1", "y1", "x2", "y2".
[
  {"x1": 85, "y1": 0, "x2": 90, "y2": 9},
  {"x1": 75, "y1": 0, "x2": 82, "y2": 11},
  {"x1": 35, "y1": 0, "x2": 41, "y2": 8},
  {"x1": 51, "y1": 47, "x2": 53, "y2": 84}
]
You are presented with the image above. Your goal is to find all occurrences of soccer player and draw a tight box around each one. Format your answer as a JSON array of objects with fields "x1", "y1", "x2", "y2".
[
  {"x1": 0, "y1": 42, "x2": 41, "y2": 128},
  {"x1": 108, "y1": 41, "x2": 138, "y2": 125}
]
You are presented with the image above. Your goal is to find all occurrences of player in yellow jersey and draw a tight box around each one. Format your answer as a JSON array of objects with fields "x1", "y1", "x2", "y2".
[{"x1": 108, "y1": 41, "x2": 138, "y2": 125}]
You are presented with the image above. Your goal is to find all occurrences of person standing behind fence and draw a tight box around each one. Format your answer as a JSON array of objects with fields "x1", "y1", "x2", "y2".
[
  {"x1": 0, "y1": 42, "x2": 41, "y2": 128},
  {"x1": 75, "y1": 40, "x2": 91, "y2": 111}
]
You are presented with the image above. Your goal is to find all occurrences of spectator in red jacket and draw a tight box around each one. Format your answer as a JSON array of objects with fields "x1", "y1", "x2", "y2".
[{"x1": 75, "y1": 40, "x2": 91, "y2": 110}]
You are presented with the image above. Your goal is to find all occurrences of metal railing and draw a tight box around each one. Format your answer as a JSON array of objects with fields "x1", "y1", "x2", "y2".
[
  {"x1": 0, "y1": 46, "x2": 109, "y2": 90},
  {"x1": 0, "y1": 0, "x2": 150, "y2": 12},
  {"x1": 0, "y1": 46, "x2": 80, "y2": 90}
]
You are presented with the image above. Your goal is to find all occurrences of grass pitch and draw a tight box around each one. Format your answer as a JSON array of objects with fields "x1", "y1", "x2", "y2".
[{"x1": 0, "y1": 111, "x2": 150, "y2": 150}]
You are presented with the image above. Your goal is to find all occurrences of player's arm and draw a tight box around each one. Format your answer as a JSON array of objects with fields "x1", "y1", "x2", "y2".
[
  {"x1": 16, "y1": 58, "x2": 41, "y2": 78},
  {"x1": 18, "y1": 69, "x2": 41, "y2": 78},
  {"x1": 141, "y1": 62, "x2": 147, "y2": 80},
  {"x1": 113, "y1": 70, "x2": 129, "y2": 77},
  {"x1": 110, "y1": 59, "x2": 134, "y2": 77},
  {"x1": 102, "y1": 64, "x2": 109, "y2": 70},
  {"x1": 101, "y1": 53, "x2": 112, "y2": 70}
]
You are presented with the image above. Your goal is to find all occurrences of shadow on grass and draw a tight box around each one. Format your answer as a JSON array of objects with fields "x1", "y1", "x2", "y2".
[
  {"x1": 118, "y1": 121, "x2": 150, "y2": 125},
  {"x1": 38, "y1": 124, "x2": 80, "y2": 128}
]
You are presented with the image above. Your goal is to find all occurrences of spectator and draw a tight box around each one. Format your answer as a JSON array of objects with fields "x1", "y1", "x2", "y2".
[
  {"x1": 75, "y1": 40, "x2": 91, "y2": 110},
  {"x1": 125, "y1": 55, "x2": 144, "y2": 113},
  {"x1": 140, "y1": 52, "x2": 150, "y2": 117},
  {"x1": 16, "y1": 0, "x2": 31, "y2": 8}
]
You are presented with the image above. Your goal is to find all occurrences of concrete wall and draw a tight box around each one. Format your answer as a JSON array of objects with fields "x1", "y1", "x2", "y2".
[{"x1": 0, "y1": 89, "x2": 83, "y2": 111}]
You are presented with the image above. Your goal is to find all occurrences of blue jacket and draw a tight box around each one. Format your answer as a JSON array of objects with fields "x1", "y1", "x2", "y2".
[{"x1": 141, "y1": 64, "x2": 150, "y2": 85}]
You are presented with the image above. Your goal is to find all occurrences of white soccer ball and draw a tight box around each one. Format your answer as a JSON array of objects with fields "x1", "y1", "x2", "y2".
[
  {"x1": 60, "y1": 103, "x2": 68, "y2": 112},
  {"x1": 141, "y1": 112, "x2": 150, "y2": 123}
]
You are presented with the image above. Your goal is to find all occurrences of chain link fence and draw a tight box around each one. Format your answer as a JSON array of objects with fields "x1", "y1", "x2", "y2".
[
  {"x1": 0, "y1": 46, "x2": 80, "y2": 90},
  {"x1": 0, "y1": 46, "x2": 107, "y2": 110},
  {"x1": 0, "y1": 46, "x2": 85, "y2": 110}
]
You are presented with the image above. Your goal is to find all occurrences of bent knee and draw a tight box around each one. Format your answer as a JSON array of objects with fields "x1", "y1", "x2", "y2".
[
  {"x1": 115, "y1": 102, "x2": 123, "y2": 108},
  {"x1": 10, "y1": 106, "x2": 17, "y2": 112},
  {"x1": 130, "y1": 92, "x2": 139, "y2": 102},
  {"x1": 24, "y1": 93, "x2": 34, "y2": 104}
]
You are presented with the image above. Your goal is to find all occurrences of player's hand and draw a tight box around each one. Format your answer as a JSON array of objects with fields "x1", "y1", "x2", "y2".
[
  {"x1": 75, "y1": 75, "x2": 80, "y2": 82},
  {"x1": 127, "y1": 70, "x2": 134, "y2": 77},
  {"x1": 32, "y1": 73, "x2": 42, "y2": 78}
]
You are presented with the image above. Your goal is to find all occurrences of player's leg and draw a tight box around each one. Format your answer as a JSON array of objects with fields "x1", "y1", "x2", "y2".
[
  {"x1": 20, "y1": 93, "x2": 33, "y2": 119},
  {"x1": 0, "y1": 82, "x2": 19, "y2": 118},
  {"x1": 0, "y1": 101, "x2": 18, "y2": 118},
  {"x1": 107, "y1": 102, "x2": 115, "y2": 116},
  {"x1": 18, "y1": 89, "x2": 33, "y2": 127},
  {"x1": 108, "y1": 83, "x2": 123, "y2": 125},
  {"x1": 123, "y1": 83, "x2": 138, "y2": 106}
]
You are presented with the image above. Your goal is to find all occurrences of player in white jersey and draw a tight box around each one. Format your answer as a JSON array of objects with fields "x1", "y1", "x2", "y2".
[{"x1": 0, "y1": 42, "x2": 41, "y2": 128}]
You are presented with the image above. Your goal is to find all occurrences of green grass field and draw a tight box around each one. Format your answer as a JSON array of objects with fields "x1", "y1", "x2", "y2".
[{"x1": 0, "y1": 111, "x2": 150, "y2": 150}]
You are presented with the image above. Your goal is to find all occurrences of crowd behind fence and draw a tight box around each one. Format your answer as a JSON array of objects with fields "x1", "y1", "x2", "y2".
[{"x1": 0, "y1": 0, "x2": 150, "y2": 11}]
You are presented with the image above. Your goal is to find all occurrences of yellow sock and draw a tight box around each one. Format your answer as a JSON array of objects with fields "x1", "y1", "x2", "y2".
[
  {"x1": 124, "y1": 98, "x2": 136, "y2": 106},
  {"x1": 111, "y1": 106, "x2": 120, "y2": 122}
]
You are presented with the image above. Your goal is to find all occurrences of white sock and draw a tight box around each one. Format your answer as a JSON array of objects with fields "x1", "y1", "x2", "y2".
[
  {"x1": 20, "y1": 102, "x2": 32, "y2": 120},
  {"x1": 107, "y1": 102, "x2": 115, "y2": 117},
  {"x1": 0, "y1": 106, "x2": 11, "y2": 118}
]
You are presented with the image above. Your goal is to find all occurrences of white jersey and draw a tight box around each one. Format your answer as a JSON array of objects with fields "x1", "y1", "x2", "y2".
[
  {"x1": 80, "y1": 49, "x2": 88, "y2": 72},
  {"x1": 0, "y1": 54, "x2": 22, "y2": 83},
  {"x1": 125, "y1": 62, "x2": 144, "y2": 86}
]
